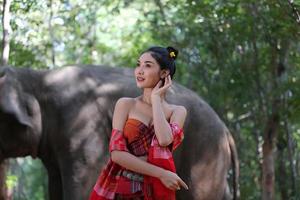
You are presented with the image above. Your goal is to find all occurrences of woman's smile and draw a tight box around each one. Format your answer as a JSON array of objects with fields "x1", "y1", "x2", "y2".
[{"x1": 136, "y1": 77, "x2": 145, "y2": 82}]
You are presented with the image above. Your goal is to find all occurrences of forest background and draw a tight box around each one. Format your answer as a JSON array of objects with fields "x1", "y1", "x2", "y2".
[{"x1": 0, "y1": 0, "x2": 299, "y2": 199}]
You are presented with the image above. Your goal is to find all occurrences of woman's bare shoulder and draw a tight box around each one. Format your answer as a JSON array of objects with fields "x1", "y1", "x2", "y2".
[
  {"x1": 112, "y1": 97, "x2": 136, "y2": 130},
  {"x1": 168, "y1": 104, "x2": 187, "y2": 128},
  {"x1": 168, "y1": 103, "x2": 187, "y2": 114},
  {"x1": 116, "y1": 97, "x2": 136, "y2": 107}
]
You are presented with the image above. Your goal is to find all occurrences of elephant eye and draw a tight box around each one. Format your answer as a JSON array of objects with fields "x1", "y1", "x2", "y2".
[{"x1": 25, "y1": 103, "x2": 33, "y2": 116}]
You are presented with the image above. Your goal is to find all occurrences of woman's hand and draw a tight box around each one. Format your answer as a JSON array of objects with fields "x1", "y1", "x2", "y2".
[
  {"x1": 151, "y1": 75, "x2": 172, "y2": 100},
  {"x1": 159, "y1": 170, "x2": 189, "y2": 191}
]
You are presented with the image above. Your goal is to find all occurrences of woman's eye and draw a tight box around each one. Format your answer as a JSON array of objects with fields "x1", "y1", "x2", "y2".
[{"x1": 146, "y1": 64, "x2": 151, "y2": 68}]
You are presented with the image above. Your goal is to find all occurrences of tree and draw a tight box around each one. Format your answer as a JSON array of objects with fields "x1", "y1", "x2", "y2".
[{"x1": 1, "y1": 0, "x2": 12, "y2": 199}]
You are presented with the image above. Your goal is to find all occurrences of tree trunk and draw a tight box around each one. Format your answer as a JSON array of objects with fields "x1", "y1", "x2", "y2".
[
  {"x1": 1, "y1": 0, "x2": 12, "y2": 199},
  {"x1": 277, "y1": 138, "x2": 288, "y2": 199},
  {"x1": 0, "y1": 161, "x2": 7, "y2": 200},
  {"x1": 262, "y1": 43, "x2": 281, "y2": 200},
  {"x1": 1, "y1": 0, "x2": 12, "y2": 66},
  {"x1": 262, "y1": 109, "x2": 279, "y2": 200},
  {"x1": 284, "y1": 106, "x2": 297, "y2": 196},
  {"x1": 48, "y1": 0, "x2": 56, "y2": 68}
]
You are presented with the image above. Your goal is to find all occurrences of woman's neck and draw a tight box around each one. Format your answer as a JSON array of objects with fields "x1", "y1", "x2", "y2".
[{"x1": 141, "y1": 88, "x2": 165, "y2": 106}]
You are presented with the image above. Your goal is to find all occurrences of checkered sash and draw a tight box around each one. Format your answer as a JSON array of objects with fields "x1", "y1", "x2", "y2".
[{"x1": 144, "y1": 122, "x2": 184, "y2": 200}]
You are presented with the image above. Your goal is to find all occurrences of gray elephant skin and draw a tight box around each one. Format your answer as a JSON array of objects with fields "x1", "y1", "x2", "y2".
[{"x1": 0, "y1": 65, "x2": 238, "y2": 200}]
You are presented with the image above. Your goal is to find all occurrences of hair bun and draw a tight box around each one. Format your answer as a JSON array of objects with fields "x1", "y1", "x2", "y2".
[{"x1": 166, "y1": 46, "x2": 179, "y2": 60}]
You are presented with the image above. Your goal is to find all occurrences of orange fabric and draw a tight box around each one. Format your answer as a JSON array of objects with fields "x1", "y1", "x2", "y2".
[{"x1": 123, "y1": 119, "x2": 145, "y2": 142}]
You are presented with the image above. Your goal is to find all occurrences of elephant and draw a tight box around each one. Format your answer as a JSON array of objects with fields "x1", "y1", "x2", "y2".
[{"x1": 0, "y1": 65, "x2": 239, "y2": 200}]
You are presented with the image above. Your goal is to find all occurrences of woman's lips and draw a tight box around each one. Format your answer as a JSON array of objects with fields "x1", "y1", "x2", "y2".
[{"x1": 137, "y1": 77, "x2": 145, "y2": 82}]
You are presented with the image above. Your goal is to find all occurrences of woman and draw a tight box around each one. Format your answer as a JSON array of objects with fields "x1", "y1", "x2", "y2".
[{"x1": 89, "y1": 46, "x2": 188, "y2": 200}]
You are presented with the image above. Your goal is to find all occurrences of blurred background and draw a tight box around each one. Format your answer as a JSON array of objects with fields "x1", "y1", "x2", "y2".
[{"x1": 0, "y1": 0, "x2": 299, "y2": 199}]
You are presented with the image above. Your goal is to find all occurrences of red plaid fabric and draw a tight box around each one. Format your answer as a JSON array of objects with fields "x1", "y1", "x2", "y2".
[
  {"x1": 90, "y1": 129, "x2": 129, "y2": 200},
  {"x1": 89, "y1": 121, "x2": 184, "y2": 200},
  {"x1": 144, "y1": 123, "x2": 184, "y2": 200},
  {"x1": 127, "y1": 126, "x2": 154, "y2": 156},
  {"x1": 109, "y1": 129, "x2": 129, "y2": 153},
  {"x1": 169, "y1": 123, "x2": 184, "y2": 151}
]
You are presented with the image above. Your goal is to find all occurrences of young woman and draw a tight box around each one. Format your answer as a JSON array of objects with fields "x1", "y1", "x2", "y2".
[{"x1": 89, "y1": 46, "x2": 188, "y2": 200}]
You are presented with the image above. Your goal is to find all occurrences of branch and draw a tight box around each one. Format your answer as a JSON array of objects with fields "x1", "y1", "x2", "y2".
[
  {"x1": 153, "y1": 0, "x2": 167, "y2": 24},
  {"x1": 287, "y1": 0, "x2": 300, "y2": 25}
]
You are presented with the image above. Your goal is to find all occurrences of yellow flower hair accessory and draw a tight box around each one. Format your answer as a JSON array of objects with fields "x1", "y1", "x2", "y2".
[{"x1": 170, "y1": 51, "x2": 176, "y2": 58}]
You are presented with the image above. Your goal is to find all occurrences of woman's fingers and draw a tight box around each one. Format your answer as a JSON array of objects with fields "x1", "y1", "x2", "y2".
[
  {"x1": 165, "y1": 75, "x2": 170, "y2": 85},
  {"x1": 165, "y1": 75, "x2": 169, "y2": 85},
  {"x1": 169, "y1": 184, "x2": 177, "y2": 191},
  {"x1": 166, "y1": 75, "x2": 172, "y2": 87},
  {"x1": 158, "y1": 80, "x2": 163, "y2": 88},
  {"x1": 169, "y1": 181, "x2": 186, "y2": 191},
  {"x1": 159, "y1": 169, "x2": 188, "y2": 191},
  {"x1": 168, "y1": 75, "x2": 172, "y2": 85},
  {"x1": 162, "y1": 75, "x2": 171, "y2": 89},
  {"x1": 154, "y1": 80, "x2": 162, "y2": 90},
  {"x1": 168, "y1": 176, "x2": 188, "y2": 191},
  {"x1": 178, "y1": 178, "x2": 189, "y2": 190},
  {"x1": 172, "y1": 184, "x2": 180, "y2": 191}
]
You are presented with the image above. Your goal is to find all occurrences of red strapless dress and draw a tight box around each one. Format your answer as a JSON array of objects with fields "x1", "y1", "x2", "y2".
[{"x1": 89, "y1": 118, "x2": 184, "y2": 200}]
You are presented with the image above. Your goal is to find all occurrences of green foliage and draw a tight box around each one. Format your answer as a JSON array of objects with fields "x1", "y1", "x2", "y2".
[
  {"x1": 7, "y1": 158, "x2": 48, "y2": 200},
  {"x1": 5, "y1": 175, "x2": 18, "y2": 189},
  {"x1": 8, "y1": 41, "x2": 45, "y2": 68}
]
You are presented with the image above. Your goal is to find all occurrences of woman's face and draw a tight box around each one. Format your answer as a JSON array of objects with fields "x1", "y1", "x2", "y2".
[{"x1": 134, "y1": 52, "x2": 162, "y2": 89}]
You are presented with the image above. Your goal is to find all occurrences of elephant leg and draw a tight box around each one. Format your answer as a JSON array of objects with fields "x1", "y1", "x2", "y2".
[
  {"x1": 59, "y1": 136, "x2": 109, "y2": 200},
  {"x1": 191, "y1": 157, "x2": 229, "y2": 199},
  {"x1": 191, "y1": 138, "x2": 231, "y2": 200},
  {"x1": 60, "y1": 158, "x2": 108, "y2": 200},
  {"x1": 60, "y1": 161, "x2": 89, "y2": 200},
  {"x1": 47, "y1": 166, "x2": 63, "y2": 200}
]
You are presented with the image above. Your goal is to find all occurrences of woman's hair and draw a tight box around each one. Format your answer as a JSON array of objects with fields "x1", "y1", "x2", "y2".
[{"x1": 143, "y1": 46, "x2": 178, "y2": 79}]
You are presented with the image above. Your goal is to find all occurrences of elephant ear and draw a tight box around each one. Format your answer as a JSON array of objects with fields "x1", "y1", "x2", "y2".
[
  {"x1": 0, "y1": 73, "x2": 32, "y2": 127},
  {"x1": 0, "y1": 71, "x2": 42, "y2": 158}
]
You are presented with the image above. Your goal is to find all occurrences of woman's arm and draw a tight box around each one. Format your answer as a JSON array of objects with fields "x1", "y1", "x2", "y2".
[
  {"x1": 151, "y1": 75, "x2": 187, "y2": 146},
  {"x1": 151, "y1": 95, "x2": 173, "y2": 146},
  {"x1": 110, "y1": 98, "x2": 188, "y2": 190},
  {"x1": 112, "y1": 151, "x2": 187, "y2": 190}
]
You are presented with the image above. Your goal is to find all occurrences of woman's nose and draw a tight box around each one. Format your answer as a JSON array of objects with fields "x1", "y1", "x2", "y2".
[{"x1": 137, "y1": 67, "x2": 144, "y2": 75}]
